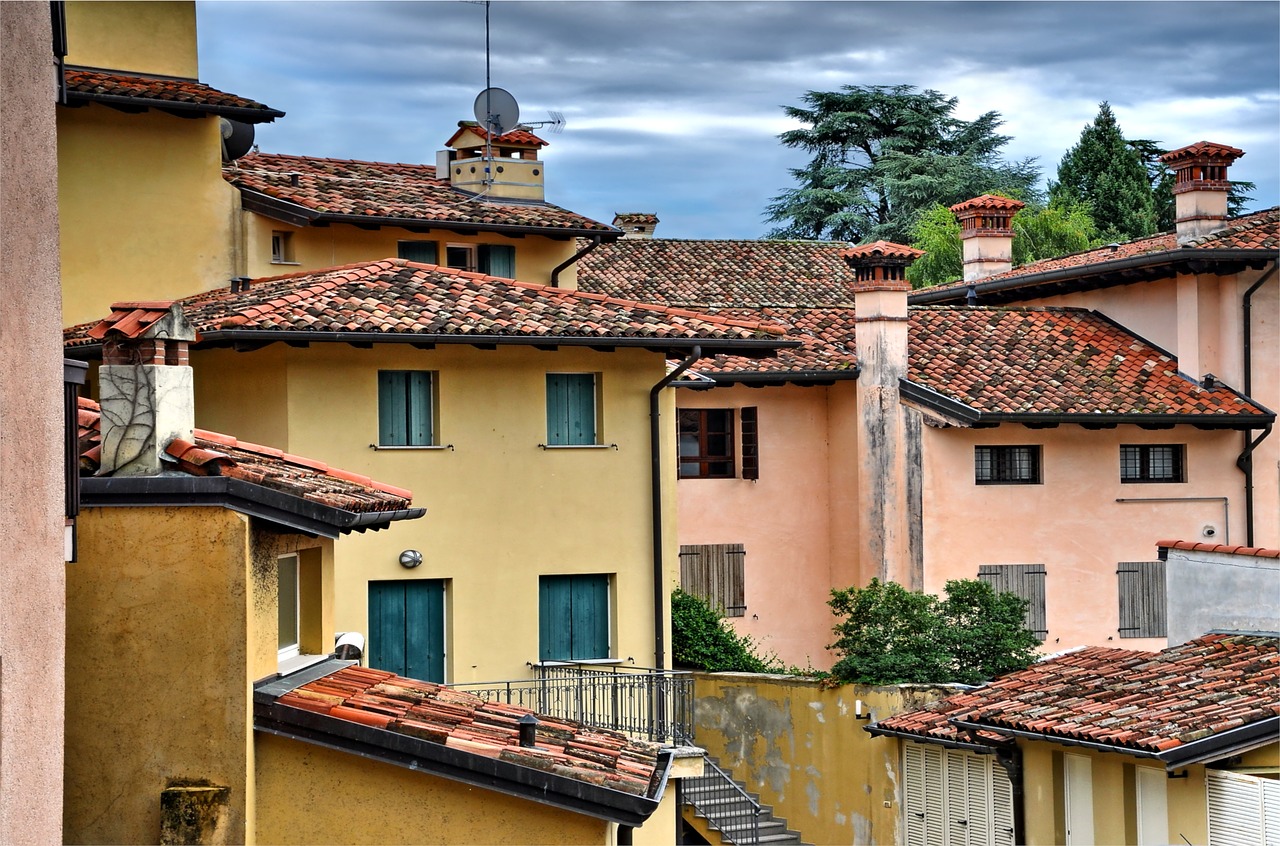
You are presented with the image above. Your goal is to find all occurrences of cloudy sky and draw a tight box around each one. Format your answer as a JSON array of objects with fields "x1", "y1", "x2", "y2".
[{"x1": 197, "y1": 1, "x2": 1279, "y2": 239}]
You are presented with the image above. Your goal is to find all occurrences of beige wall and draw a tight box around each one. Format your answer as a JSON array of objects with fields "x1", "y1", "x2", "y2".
[
  {"x1": 65, "y1": 506, "x2": 328, "y2": 844},
  {"x1": 193, "y1": 343, "x2": 675, "y2": 682},
  {"x1": 693, "y1": 673, "x2": 955, "y2": 845},
  {"x1": 0, "y1": 3, "x2": 67, "y2": 843},
  {"x1": 64, "y1": 1, "x2": 198, "y2": 78}
]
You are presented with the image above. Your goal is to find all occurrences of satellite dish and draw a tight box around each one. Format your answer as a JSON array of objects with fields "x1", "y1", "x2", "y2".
[
  {"x1": 219, "y1": 118, "x2": 255, "y2": 162},
  {"x1": 473, "y1": 87, "x2": 519, "y2": 137}
]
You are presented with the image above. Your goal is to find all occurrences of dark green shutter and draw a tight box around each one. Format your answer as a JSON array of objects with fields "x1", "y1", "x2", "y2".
[
  {"x1": 546, "y1": 374, "x2": 595, "y2": 445},
  {"x1": 478, "y1": 243, "x2": 515, "y2": 278},
  {"x1": 407, "y1": 371, "x2": 432, "y2": 445},
  {"x1": 398, "y1": 240, "x2": 438, "y2": 264},
  {"x1": 977, "y1": 564, "x2": 1047, "y2": 640},
  {"x1": 368, "y1": 580, "x2": 445, "y2": 682},
  {"x1": 379, "y1": 371, "x2": 408, "y2": 445},
  {"x1": 540, "y1": 576, "x2": 574, "y2": 661},
  {"x1": 540, "y1": 574, "x2": 609, "y2": 661},
  {"x1": 1117, "y1": 561, "x2": 1166, "y2": 638}
]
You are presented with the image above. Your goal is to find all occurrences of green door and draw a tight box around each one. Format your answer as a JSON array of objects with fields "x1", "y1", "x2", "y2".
[
  {"x1": 539, "y1": 574, "x2": 609, "y2": 661},
  {"x1": 368, "y1": 579, "x2": 445, "y2": 682}
]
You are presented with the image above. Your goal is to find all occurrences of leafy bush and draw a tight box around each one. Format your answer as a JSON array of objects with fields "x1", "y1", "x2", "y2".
[
  {"x1": 671, "y1": 588, "x2": 780, "y2": 673},
  {"x1": 828, "y1": 578, "x2": 1039, "y2": 685}
]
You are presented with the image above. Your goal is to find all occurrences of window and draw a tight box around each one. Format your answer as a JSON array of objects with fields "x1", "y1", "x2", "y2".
[
  {"x1": 679, "y1": 543, "x2": 746, "y2": 617},
  {"x1": 398, "y1": 240, "x2": 438, "y2": 264},
  {"x1": 679, "y1": 409, "x2": 734, "y2": 478},
  {"x1": 975, "y1": 445, "x2": 1041, "y2": 485},
  {"x1": 378, "y1": 370, "x2": 434, "y2": 447},
  {"x1": 977, "y1": 564, "x2": 1047, "y2": 640},
  {"x1": 478, "y1": 243, "x2": 515, "y2": 277},
  {"x1": 1120, "y1": 444, "x2": 1185, "y2": 483},
  {"x1": 368, "y1": 579, "x2": 446, "y2": 682},
  {"x1": 270, "y1": 230, "x2": 294, "y2": 263},
  {"x1": 445, "y1": 243, "x2": 476, "y2": 271},
  {"x1": 902, "y1": 743, "x2": 1015, "y2": 846},
  {"x1": 1117, "y1": 561, "x2": 1166, "y2": 638},
  {"x1": 277, "y1": 554, "x2": 300, "y2": 661},
  {"x1": 546, "y1": 373, "x2": 597, "y2": 446},
  {"x1": 539, "y1": 574, "x2": 610, "y2": 661}
]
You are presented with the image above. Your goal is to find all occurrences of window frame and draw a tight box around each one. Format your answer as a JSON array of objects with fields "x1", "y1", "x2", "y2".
[
  {"x1": 679, "y1": 408, "x2": 736, "y2": 479},
  {"x1": 445, "y1": 242, "x2": 477, "y2": 272},
  {"x1": 1120, "y1": 444, "x2": 1186, "y2": 484},
  {"x1": 545, "y1": 372, "x2": 599, "y2": 447},
  {"x1": 277, "y1": 553, "x2": 300, "y2": 662},
  {"x1": 974, "y1": 445, "x2": 1042, "y2": 485},
  {"x1": 377, "y1": 370, "x2": 436, "y2": 448},
  {"x1": 270, "y1": 230, "x2": 296, "y2": 264}
]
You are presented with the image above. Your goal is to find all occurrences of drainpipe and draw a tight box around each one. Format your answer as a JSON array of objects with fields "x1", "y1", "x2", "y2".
[
  {"x1": 549, "y1": 235, "x2": 603, "y2": 288},
  {"x1": 650, "y1": 346, "x2": 701, "y2": 670},
  {"x1": 1240, "y1": 265, "x2": 1276, "y2": 547}
]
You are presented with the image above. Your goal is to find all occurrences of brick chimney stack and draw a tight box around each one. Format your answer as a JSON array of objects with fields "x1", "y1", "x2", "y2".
[
  {"x1": 438, "y1": 122, "x2": 548, "y2": 203},
  {"x1": 1161, "y1": 141, "x2": 1244, "y2": 244},
  {"x1": 613, "y1": 213, "x2": 659, "y2": 239},
  {"x1": 951, "y1": 195, "x2": 1025, "y2": 282},
  {"x1": 86, "y1": 302, "x2": 197, "y2": 476},
  {"x1": 842, "y1": 241, "x2": 924, "y2": 589}
]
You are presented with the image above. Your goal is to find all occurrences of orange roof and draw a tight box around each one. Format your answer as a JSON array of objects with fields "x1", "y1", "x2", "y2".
[
  {"x1": 1161, "y1": 140, "x2": 1245, "y2": 165},
  {"x1": 63, "y1": 67, "x2": 283, "y2": 122},
  {"x1": 444, "y1": 122, "x2": 549, "y2": 148},
  {"x1": 1157, "y1": 540, "x2": 1280, "y2": 559},
  {"x1": 841, "y1": 241, "x2": 924, "y2": 261},
  {"x1": 949, "y1": 195, "x2": 1026, "y2": 213}
]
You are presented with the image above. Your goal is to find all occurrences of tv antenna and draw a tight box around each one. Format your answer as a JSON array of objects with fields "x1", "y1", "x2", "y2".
[{"x1": 466, "y1": 0, "x2": 566, "y2": 139}]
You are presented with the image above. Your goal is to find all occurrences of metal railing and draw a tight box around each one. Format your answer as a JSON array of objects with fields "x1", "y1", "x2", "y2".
[
  {"x1": 448, "y1": 661, "x2": 693, "y2": 744},
  {"x1": 682, "y1": 755, "x2": 762, "y2": 845}
]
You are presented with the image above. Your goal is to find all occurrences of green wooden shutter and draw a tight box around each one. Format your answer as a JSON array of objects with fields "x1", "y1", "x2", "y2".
[
  {"x1": 368, "y1": 580, "x2": 409, "y2": 674},
  {"x1": 478, "y1": 243, "x2": 515, "y2": 278},
  {"x1": 977, "y1": 564, "x2": 1047, "y2": 640},
  {"x1": 368, "y1": 580, "x2": 445, "y2": 682},
  {"x1": 407, "y1": 371, "x2": 432, "y2": 446},
  {"x1": 570, "y1": 575, "x2": 609, "y2": 659},
  {"x1": 740, "y1": 407, "x2": 759, "y2": 480},
  {"x1": 378, "y1": 371, "x2": 408, "y2": 445},
  {"x1": 540, "y1": 576, "x2": 574, "y2": 661},
  {"x1": 1117, "y1": 561, "x2": 1166, "y2": 638},
  {"x1": 546, "y1": 374, "x2": 595, "y2": 445},
  {"x1": 398, "y1": 240, "x2": 438, "y2": 264}
]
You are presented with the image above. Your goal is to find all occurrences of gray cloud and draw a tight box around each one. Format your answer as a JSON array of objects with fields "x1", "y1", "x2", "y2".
[{"x1": 199, "y1": 1, "x2": 1279, "y2": 238}]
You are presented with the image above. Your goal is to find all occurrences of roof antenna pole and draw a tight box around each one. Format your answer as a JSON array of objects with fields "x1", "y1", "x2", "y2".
[{"x1": 483, "y1": 1, "x2": 493, "y2": 185}]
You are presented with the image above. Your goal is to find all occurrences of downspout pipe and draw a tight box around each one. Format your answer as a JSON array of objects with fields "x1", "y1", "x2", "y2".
[
  {"x1": 1241, "y1": 265, "x2": 1276, "y2": 547},
  {"x1": 550, "y1": 235, "x2": 604, "y2": 288},
  {"x1": 650, "y1": 346, "x2": 701, "y2": 670}
]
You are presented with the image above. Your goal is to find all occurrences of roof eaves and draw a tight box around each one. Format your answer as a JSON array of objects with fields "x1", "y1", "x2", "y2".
[
  {"x1": 314, "y1": 211, "x2": 623, "y2": 241},
  {"x1": 863, "y1": 723, "x2": 1002, "y2": 754},
  {"x1": 65, "y1": 90, "x2": 284, "y2": 123},
  {"x1": 691, "y1": 369, "x2": 862, "y2": 386}
]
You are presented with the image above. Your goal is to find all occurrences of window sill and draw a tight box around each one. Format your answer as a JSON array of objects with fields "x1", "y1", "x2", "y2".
[
  {"x1": 277, "y1": 652, "x2": 329, "y2": 675},
  {"x1": 533, "y1": 658, "x2": 625, "y2": 667},
  {"x1": 270, "y1": 260, "x2": 302, "y2": 266},
  {"x1": 538, "y1": 443, "x2": 618, "y2": 450},
  {"x1": 370, "y1": 443, "x2": 454, "y2": 451}
]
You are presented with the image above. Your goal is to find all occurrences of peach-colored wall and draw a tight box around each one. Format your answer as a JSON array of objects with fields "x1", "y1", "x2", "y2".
[
  {"x1": 0, "y1": 4, "x2": 67, "y2": 842},
  {"x1": 922, "y1": 424, "x2": 1246, "y2": 649},
  {"x1": 676, "y1": 384, "x2": 854, "y2": 669}
]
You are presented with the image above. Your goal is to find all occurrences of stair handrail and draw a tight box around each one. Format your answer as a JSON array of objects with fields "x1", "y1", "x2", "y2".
[{"x1": 683, "y1": 755, "x2": 761, "y2": 845}]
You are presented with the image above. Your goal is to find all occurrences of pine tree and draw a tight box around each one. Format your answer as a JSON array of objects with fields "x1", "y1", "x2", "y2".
[{"x1": 1051, "y1": 102, "x2": 1156, "y2": 242}]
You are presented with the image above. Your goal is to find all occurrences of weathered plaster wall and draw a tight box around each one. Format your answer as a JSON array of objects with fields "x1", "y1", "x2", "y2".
[
  {"x1": 692, "y1": 673, "x2": 955, "y2": 845},
  {"x1": 0, "y1": 3, "x2": 67, "y2": 842},
  {"x1": 1165, "y1": 546, "x2": 1280, "y2": 645},
  {"x1": 254, "y1": 733, "x2": 611, "y2": 845},
  {"x1": 63, "y1": 1, "x2": 198, "y2": 78}
]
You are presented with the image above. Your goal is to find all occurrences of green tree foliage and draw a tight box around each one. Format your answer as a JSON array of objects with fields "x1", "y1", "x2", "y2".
[
  {"x1": 827, "y1": 579, "x2": 1040, "y2": 685},
  {"x1": 765, "y1": 85, "x2": 1040, "y2": 244},
  {"x1": 904, "y1": 203, "x2": 962, "y2": 289},
  {"x1": 671, "y1": 588, "x2": 779, "y2": 673},
  {"x1": 1051, "y1": 102, "x2": 1157, "y2": 242}
]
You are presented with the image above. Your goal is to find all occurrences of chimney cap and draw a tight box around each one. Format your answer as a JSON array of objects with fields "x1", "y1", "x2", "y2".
[
  {"x1": 86, "y1": 302, "x2": 196, "y2": 343},
  {"x1": 1160, "y1": 141, "x2": 1245, "y2": 167},
  {"x1": 840, "y1": 241, "x2": 924, "y2": 263},
  {"x1": 613, "y1": 212, "x2": 659, "y2": 225},
  {"x1": 949, "y1": 194, "x2": 1026, "y2": 214}
]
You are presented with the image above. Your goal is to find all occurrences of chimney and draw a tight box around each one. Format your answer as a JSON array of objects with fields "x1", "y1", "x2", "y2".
[
  {"x1": 842, "y1": 241, "x2": 924, "y2": 589},
  {"x1": 86, "y1": 302, "x2": 197, "y2": 477},
  {"x1": 950, "y1": 195, "x2": 1025, "y2": 281},
  {"x1": 438, "y1": 121, "x2": 548, "y2": 202},
  {"x1": 1161, "y1": 141, "x2": 1244, "y2": 244},
  {"x1": 613, "y1": 213, "x2": 659, "y2": 239}
]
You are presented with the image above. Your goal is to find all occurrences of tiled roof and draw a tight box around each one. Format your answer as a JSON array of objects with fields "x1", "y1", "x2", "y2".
[
  {"x1": 1161, "y1": 141, "x2": 1245, "y2": 165},
  {"x1": 225, "y1": 152, "x2": 614, "y2": 233},
  {"x1": 270, "y1": 664, "x2": 661, "y2": 796},
  {"x1": 64, "y1": 259, "x2": 790, "y2": 352},
  {"x1": 950, "y1": 195, "x2": 1026, "y2": 214},
  {"x1": 841, "y1": 240, "x2": 923, "y2": 262},
  {"x1": 576, "y1": 238, "x2": 859, "y2": 307},
  {"x1": 615, "y1": 213, "x2": 659, "y2": 225},
  {"x1": 86, "y1": 302, "x2": 182, "y2": 340},
  {"x1": 444, "y1": 123, "x2": 549, "y2": 148},
  {"x1": 873, "y1": 633, "x2": 1280, "y2": 759},
  {"x1": 78, "y1": 397, "x2": 415, "y2": 515},
  {"x1": 62, "y1": 67, "x2": 283, "y2": 121},
  {"x1": 1157, "y1": 540, "x2": 1280, "y2": 559}
]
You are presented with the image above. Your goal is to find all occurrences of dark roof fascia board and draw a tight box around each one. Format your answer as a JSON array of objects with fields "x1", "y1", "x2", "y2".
[
  {"x1": 683, "y1": 368, "x2": 861, "y2": 387},
  {"x1": 80, "y1": 475, "x2": 424, "y2": 538},
  {"x1": 236, "y1": 189, "x2": 321, "y2": 228},
  {"x1": 899, "y1": 379, "x2": 981, "y2": 423},
  {"x1": 253, "y1": 701, "x2": 665, "y2": 826},
  {"x1": 910, "y1": 248, "x2": 1276, "y2": 305},
  {"x1": 65, "y1": 91, "x2": 283, "y2": 123},
  {"x1": 863, "y1": 723, "x2": 1001, "y2": 754}
]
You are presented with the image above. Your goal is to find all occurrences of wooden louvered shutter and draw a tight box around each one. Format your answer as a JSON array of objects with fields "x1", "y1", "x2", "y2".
[
  {"x1": 904, "y1": 743, "x2": 939, "y2": 846},
  {"x1": 946, "y1": 750, "x2": 970, "y2": 845},
  {"x1": 977, "y1": 564, "x2": 1047, "y2": 640},
  {"x1": 1208, "y1": 770, "x2": 1280, "y2": 846},
  {"x1": 546, "y1": 374, "x2": 596, "y2": 445},
  {"x1": 1117, "y1": 561, "x2": 1166, "y2": 638},
  {"x1": 379, "y1": 371, "x2": 408, "y2": 445},
  {"x1": 992, "y1": 758, "x2": 1015, "y2": 846},
  {"x1": 678, "y1": 543, "x2": 745, "y2": 617},
  {"x1": 740, "y1": 406, "x2": 759, "y2": 480}
]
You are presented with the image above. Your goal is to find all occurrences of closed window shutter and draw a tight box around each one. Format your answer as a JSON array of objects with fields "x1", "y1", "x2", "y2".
[
  {"x1": 398, "y1": 240, "x2": 438, "y2": 264},
  {"x1": 945, "y1": 750, "x2": 970, "y2": 845},
  {"x1": 740, "y1": 406, "x2": 759, "y2": 480},
  {"x1": 992, "y1": 758, "x2": 1015, "y2": 846},
  {"x1": 539, "y1": 576, "x2": 573, "y2": 661},
  {"x1": 546, "y1": 374, "x2": 595, "y2": 445},
  {"x1": 904, "y1": 743, "x2": 928, "y2": 846},
  {"x1": 540, "y1": 574, "x2": 609, "y2": 661},
  {"x1": 977, "y1": 564, "x2": 1047, "y2": 640},
  {"x1": 1208, "y1": 770, "x2": 1279, "y2": 846},
  {"x1": 1117, "y1": 561, "x2": 1166, "y2": 638},
  {"x1": 378, "y1": 371, "x2": 408, "y2": 445},
  {"x1": 679, "y1": 543, "x2": 745, "y2": 617},
  {"x1": 479, "y1": 243, "x2": 516, "y2": 277},
  {"x1": 407, "y1": 371, "x2": 432, "y2": 445}
]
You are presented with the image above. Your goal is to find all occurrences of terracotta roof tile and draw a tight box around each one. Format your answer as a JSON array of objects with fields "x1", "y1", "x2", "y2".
[
  {"x1": 1161, "y1": 141, "x2": 1246, "y2": 165},
  {"x1": 1156, "y1": 540, "x2": 1280, "y2": 559},
  {"x1": 63, "y1": 67, "x2": 283, "y2": 121},
  {"x1": 875, "y1": 633, "x2": 1279, "y2": 755},
  {"x1": 225, "y1": 152, "x2": 612, "y2": 233},
  {"x1": 77, "y1": 397, "x2": 414, "y2": 514},
  {"x1": 444, "y1": 123, "x2": 549, "y2": 148},
  {"x1": 276, "y1": 665, "x2": 661, "y2": 796},
  {"x1": 950, "y1": 195, "x2": 1027, "y2": 214}
]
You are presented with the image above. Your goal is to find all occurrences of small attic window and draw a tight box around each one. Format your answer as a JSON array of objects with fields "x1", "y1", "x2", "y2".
[{"x1": 271, "y1": 231, "x2": 295, "y2": 264}]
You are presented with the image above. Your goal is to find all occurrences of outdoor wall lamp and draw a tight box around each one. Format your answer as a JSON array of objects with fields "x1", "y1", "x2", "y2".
[
  {"x1": 399, "y1": 549, "x2": 423, "y2": 568},
  {"x1": 855, "y1": 699, "x2": 872, "y2": 721}
]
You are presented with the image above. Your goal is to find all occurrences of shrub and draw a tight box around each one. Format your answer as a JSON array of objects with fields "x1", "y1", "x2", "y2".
[{"x1": 671, "y1": 588, "x2": 779, "y2": 673}]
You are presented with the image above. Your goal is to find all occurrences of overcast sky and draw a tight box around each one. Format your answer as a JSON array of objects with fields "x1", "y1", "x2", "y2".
[{"x1": 197, "y1": 1, "x2": 1279, "y2": 239}]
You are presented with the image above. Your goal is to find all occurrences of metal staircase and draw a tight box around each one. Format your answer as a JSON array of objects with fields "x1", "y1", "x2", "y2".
[{"x1": 681, "y1": 754, "x2": 808, "y2": 845}]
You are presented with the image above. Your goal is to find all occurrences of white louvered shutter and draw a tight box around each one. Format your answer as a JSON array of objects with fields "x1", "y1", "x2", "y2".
[
  {"x1": 904, "y1": 743, "x2": 928, "y2": 846},
  {"x1": 1208, "y1": 770, "x2": 1274, "y2": 846},
  {"x1": 992, "y1": 760, "x2": 1015, "y2": 846},
  {"x1": 924, "y1": 745, "x2": 947, "y2": 846}
]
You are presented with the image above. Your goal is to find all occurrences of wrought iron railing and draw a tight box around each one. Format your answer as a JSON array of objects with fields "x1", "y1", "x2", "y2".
[
  {"x1": 448, "y1": 662, "x2": 694, "y2": 744},
  {"x1": 682, "y1": 755, "x2": 762, "y2": 845}
]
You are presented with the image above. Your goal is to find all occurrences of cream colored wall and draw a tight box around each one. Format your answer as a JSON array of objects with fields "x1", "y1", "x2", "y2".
[
  {"x1": 676, "y1": 384, "x2": 844, "y2": 669},
  {"x1": 922, "y1": 424, "x2": 1244, "y2": 649},
  {"x1": 694, "y1": 673, "x2": 955, "y2": 846},
  {"x1": 64, "y1": 1, "x2": 198, "y2": 78},
  {"x1": 192, "y1": 343, "x2": 672, "y2": 682},
  {"x1": 255, "y1": 732, "x2": 609, "y2": 844},
  {"x1": 0, "y1": 3, "x2": 67, "y2": 843},
  {"x1": 58, "y1": 105, "x2": 240, "y2": 325},
  {"x1": 243, "y1": 213, "x2": 579, "y2": 286}
]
